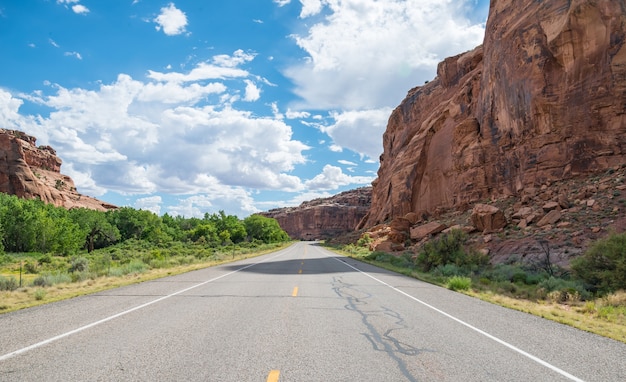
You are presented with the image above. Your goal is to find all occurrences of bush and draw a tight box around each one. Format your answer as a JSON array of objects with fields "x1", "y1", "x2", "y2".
[
  {"x1": 32, "y1": 272, "x2": 72, "y2": 287},
  {"x1": 69, "y1": 257, "x2": 89, "y2": 273},
  {"x1": 121, "y1": 260, "x2": 148, "y2": 275},
  {"x1": 33, "y1": 288, "x2": 46, "y2": 301},
  {"x1": 537, "y1": 277, "x2": 591, "y2": 302},
  {"x1": 416, "y1": 230, "x2": 488, "y2": 272},
  {"x1": 432, "y1": 264, "x2": 467, "y2": 277},
  {"x1": 447, "y1": 276, "x2": 472, "y2": 291},
  {"x1": 571, "y1": 233, "x2": 626, "y2": 294},
  {"x1": 0, "y1": 275, "x2": 18, "y2": 291}
]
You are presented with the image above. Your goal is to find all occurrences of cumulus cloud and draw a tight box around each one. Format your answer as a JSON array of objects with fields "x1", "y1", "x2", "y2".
[
  {"x1": 243, "y1": 80, "x2": 261, "y2": 102},
  {"x1": 305, "y1": 164, "x2": 374, "y2": 190},
  {"x1": 72, "y1": 4, "x2": 89, "y2": 14},
  {"x1": 318, "y1": 108, "x2": 391, "y2": 160},
  {"x1": 286, "y1": 0, "x2": 485, "y2": 110},
  {"x1": 134, "y1": 196, "x2": 162, "y2": 214},
  {"x1": 154, "y1": 3, "x2": 188, "y2": 36},
  {"x1": 1, "y1": 50, "x2": 310, "y2": 212}
]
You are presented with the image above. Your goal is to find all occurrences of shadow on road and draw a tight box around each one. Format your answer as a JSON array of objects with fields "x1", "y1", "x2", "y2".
[{"x1": 222, "y1": 256, "x2": 379, "y2": 275}]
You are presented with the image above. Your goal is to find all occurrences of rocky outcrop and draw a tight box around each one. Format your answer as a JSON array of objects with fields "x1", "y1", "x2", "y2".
[
  {"x1": 261, "y1": 187, "x2": 371, "y2": 240},
  {"x1": 0, "y1": 129, "x2": 116, "y2": 211},
  {"x1": 361, "y1": 0, "x2": 626, "y2": 229}
]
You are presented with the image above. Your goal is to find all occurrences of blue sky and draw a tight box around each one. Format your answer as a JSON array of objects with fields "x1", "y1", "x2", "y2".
[{"x1": 0, "y1": 0, "x2": 488, "y2": 217}]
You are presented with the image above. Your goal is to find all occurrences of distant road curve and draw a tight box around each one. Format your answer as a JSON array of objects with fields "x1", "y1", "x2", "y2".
[{"x1": 1, "y1": 242, "x2": 625, "y2": 381}]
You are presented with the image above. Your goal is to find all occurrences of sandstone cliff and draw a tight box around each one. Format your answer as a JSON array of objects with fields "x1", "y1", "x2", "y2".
[
  {"x1": 0, "y1": 129, "x2": 116, "y2": 211},
  {"x1": 361, "y1": 0, "x2": 626, "y2": 229},
  {"x1": 261, "y1": 187, "x2": 371, "y2": 240}
]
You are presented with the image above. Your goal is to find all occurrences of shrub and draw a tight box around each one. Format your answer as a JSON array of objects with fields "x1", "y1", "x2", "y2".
[
  {"x1": 69, "y1": 257, "x2": 89, "y2": 273},
  {"x1": 121, "y1": 260, "x2": 148, "y2": 275},
  {"x1": 571, "y1": 233, "x2": 626, "y2": 294},
  {"x1": 537, "y1": 277, "x2": 591, "y2": 302},
  {"x1": 0, "y1": 275, "x2": 18, "y2": 291},
  {"x1": 33, "y1": 288, "x2": 46, "y2": 301},
  {"x1": 432, "y1": 264, "x2": 467, "y2": 277},
  {"x1": 416, "y1": 230, "x2": 488, "y2": 272},
  {"x1": 447, "y1": 276, "x2": 472, "y2": 291},
  {"x1": 32, "y1": 272, "x2": 72, "y2": 287},
  {"x1": 24, "y1": 260, "x2": 38, "y2": 274}
]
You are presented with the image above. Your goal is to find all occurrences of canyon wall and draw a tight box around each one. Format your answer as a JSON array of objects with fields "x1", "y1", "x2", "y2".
[
  {"x1": 0, "y1": 129, "x2": 116, "y2": 211},
  {"x1": 261, "y1": 187, "x2": 371, "y2": 240},
  {"x1": 361, "y1": 0, "x2": 626, "y2": 228}
]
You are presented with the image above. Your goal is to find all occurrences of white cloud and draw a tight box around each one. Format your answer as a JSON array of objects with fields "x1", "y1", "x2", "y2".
[
  {"x1": 273, "y1": 0, "x2": 291, "y2": 6},
  {"x1": 299, "y1": 0, "x2": 325, "y2": 18},
  {"x1": 212, "y1": 49, "x2": 256, "y2": 68},
  {"x1": 154, "y1": 3, "x2": 188, "y2": 36},
  {"x1": 64, "y1": 51, "x2": 82, "y2": 60},
  {"x1": 286, "y1": 0, "x2": 485, "y2": 110},
  {"x1": 338, "y1": 160, "x2": 357, "y2": 166},
  {"x1": 167, "y1": 188, "x2": 258, "y2": 218},
  {"x1": 147, "y1": 62, "x2": 248, "y2": 83},
  {"x1": 49, "y1": 39, "x2": 60, "y2": 48},
  {"x1": 285, "y1": 109, "x2": 310, "y2": 119},
  {"x1": 305, "y1": 164, "x2": 373, "y2": 190},
  {"x1": 72, "y1": 4, "x2": 89, "y2": 14},
  {"x1": 134, "y1": 196, "x2": 162, "y2": 214},
  {"x1": 1, "y1": 49, "x2": 311, "y2": 203},
  {"x1": 243, "y1": 80, "x2": 261, "y2": 102},
  {"x1": 329, "y1": 144, "x2": 342, "y2": 153},
  {"x1": 320, "y1": 108, "x2": 391, "y2": 160}
]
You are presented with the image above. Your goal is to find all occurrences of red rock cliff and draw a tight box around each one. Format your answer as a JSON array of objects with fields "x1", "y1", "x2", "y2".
[
  {"x1": 0, "y1": 129, "x2": 116, "y2": 211},
  {"x1": 261, "y1": 187, "x2": 371, "y2": 240},
  {"x1": 361, "y1": 0, "x2": 626, "y2": 228}
]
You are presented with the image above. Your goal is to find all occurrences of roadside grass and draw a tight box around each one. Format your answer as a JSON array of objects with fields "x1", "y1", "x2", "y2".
[
  {"x1": 0, "y1": 242, "x2": 292, "y2": 314},
  {"x1": 330, "y1": 245, "x2": 626, "y2": 344}
]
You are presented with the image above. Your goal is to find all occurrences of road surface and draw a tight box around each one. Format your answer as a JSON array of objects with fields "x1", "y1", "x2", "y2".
[{"x1": 1, "y1": 242, "x2": 625, "y2": 381}]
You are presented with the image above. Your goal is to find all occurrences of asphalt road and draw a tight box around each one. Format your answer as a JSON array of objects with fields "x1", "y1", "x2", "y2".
[{"x1": 1, "y1": 242, "x2": 625, "y2": 381}]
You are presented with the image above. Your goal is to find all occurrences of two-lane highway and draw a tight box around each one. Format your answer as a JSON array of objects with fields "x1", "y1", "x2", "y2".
[{"x1": 1, "y1": 242, "x2": 625, "y2": 381}]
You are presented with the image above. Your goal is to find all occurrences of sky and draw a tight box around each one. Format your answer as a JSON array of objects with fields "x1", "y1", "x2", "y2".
[{"x1": 0, "y1": 0, "x2": 489, "y2": 218}]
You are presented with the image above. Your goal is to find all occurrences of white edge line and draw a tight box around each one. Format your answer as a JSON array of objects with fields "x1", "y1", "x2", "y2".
[
  {"x1": 332, "y1": 257, "x2": 586, "y2": 382},
  {"x1": 0, "y1": 249, "x2": 292, "y2": 362}
]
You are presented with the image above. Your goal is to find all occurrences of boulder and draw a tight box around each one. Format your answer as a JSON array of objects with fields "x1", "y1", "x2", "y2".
[
  {"x1": 537, "y1": 210, "x2": 562, "y2": 227},
  {"x1": 410, "y1": 221, "x2": 447, "y2": 241},
  {"x1": 470, "y1": 204, "x2": 507, "y2": 233}
]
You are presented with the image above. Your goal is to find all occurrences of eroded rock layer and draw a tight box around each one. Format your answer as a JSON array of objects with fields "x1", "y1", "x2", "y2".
[
  {"x1": 361, "y1": 0, "x2": 626, "y2": 228},
  {"x1": 261, "y1": 187, "x2": 371, "y2": 240},
  {"x1": 0, "y1": 129, "x2": 116, "y2": 211}
]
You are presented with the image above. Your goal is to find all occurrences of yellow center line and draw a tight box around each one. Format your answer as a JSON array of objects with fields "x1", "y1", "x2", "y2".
[
  {"x1": 292, "y1": 286, "x2": 299, "y2": 297},
  {"x1": 267, "y1": 370, "x2": 280, "y2": 382}
]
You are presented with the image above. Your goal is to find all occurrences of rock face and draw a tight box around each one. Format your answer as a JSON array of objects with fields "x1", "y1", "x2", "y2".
[
  {"x1": 261, "y1": 187, "x2": 371, "y2": 240},
  {"x1": 0, "y1": 129, "x2": 116, "y2": 211},
  {"x1": 361, "y1": 0, "x2": 626, "y2": 228}
]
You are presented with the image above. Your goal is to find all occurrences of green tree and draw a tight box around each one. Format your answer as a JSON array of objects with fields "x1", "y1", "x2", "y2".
[
  {"x1": 70, "y1": 208, "x2": 120, "y2": 252},
  {"x1": 190, "y1": 223, "x2": 218, "y2": 244},
  {"x1": 243, "y1": 215, "x2": 289, "y2": 243},
  {"x1": 206, "y1": 211, "x2": 246, "y2": 243},
  {"x1": 107, "y1": 207, "x2": 171, "y2": 244}
]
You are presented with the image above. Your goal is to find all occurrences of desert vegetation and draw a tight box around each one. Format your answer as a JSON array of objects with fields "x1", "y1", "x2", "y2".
[
  {"x1": 0, "y1": 193, "x2": 291, "y2": 312},
  {"x1": 333, "y1": 230, "x2": 626, "y2": 343}
]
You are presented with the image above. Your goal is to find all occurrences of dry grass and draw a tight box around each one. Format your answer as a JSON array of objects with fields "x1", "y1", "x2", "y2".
[{"x1": 468, "y1": 290, "x2": 626, "y2": 344}]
